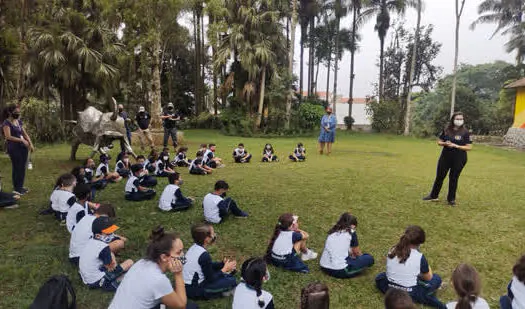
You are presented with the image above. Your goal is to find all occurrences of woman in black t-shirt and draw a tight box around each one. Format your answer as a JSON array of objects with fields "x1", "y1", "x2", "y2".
[{"x1": 423, "y1": 112, "x2": 472, "y2": 206}]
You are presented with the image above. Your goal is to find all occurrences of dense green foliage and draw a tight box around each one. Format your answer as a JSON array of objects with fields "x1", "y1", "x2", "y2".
[{"x1": 1, "y1": 131, "x2": 524, "y2": 308}]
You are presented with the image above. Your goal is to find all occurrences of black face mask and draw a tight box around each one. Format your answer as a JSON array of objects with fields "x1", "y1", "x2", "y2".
[
  {"x1": 168, "y1": 107, "x2": 174, "y2": 111},
  {"x1": 210, "y1": 234, "x2": 217, "y2": 244},
  {"x1": 12, "y1": 113, "x2": 20, "y2": 119},
  {"x1": 118, "y1": 108, "x2": 123, "y2": 112},
  {"x1": 220, "y1": 192, "x2": 227, "y2": 198}
]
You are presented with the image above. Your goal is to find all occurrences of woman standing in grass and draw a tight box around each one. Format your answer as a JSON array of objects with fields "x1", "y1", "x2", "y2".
[
  {"x1": 375, "y1": 225, "x2": 445, "y2": 309},
  {"x1": 2, "y1": 104, "x2": 34, "y2": 195},
  {"x1": 423, "y1": 112, "x2": 472, "y2": 206},
  {"x1": 318, "y1": 106, "x2": 337, "y2": 155}
]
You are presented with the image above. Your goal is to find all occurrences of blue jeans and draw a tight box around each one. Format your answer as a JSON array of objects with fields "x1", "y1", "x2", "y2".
[
  {"x1": 185, "y1": 272, "x2": 237, "y2": 300},
  {"x1": 163, "y1": 127, "x2": 177, "y2": 147},
  {"x1": 8, "y1": 145, "x2": 28, "y2": 192},
  {"x1": 375, "y1": 272, "x2": 446, "y2": 309},
  {"x1": 321, "y1": 254, "x2": 375, "y2": 278},
  {"x1": 125, "y1": 190, "x2": 156, "y2": 201}
]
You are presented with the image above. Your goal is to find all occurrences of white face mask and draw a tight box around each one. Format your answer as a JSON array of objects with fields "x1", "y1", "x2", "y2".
[
  {"x1": 266, "y1": 146, "x2": 271, "y2": 150},
  {"x1": 454, "y1": 119, "x2": 464, "y2": 127},
  {"x1": 163, "y1": 156, "x2": 169, "y2": 161}
]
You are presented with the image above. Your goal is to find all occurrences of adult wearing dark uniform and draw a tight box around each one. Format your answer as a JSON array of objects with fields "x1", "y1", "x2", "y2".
[
  {"x1": 423, "y1": 112, "x2": 472, "y2": 206},
  {"x1": 161, "y1": 102, "x2": 180, "y2": 150}
]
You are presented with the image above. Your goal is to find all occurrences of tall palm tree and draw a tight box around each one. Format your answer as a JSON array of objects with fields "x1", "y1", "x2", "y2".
[
  {"x1": 471, "y1": 0, "x2": 525, "y2": 64},
  {"x1": 286, "y1": 0, "x2": 298, "y2": 129},
  {"x1": 347, "y1": 0, "x2": 362, "y2": 130},
  {"x1": 331, "y1": 0, "x2": 347, "y2": 114},
  {"x1": 450, "y1": 0, "x2": 466, "y2": 117},
  {"x1": 299, "y1": 0, "x2": 318, "y2": 100},
  {"x1": 361, "y1": 0, "x2": 416, "y2": 102}
]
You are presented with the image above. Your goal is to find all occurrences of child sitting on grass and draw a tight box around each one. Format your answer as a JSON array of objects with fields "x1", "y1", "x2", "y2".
[
  {"x1": 66, "y1": 183, "x2": 100, "y2": 233},
  {"x1": 262, "y1": 143, "x2": 278, "y2": 162},
  {"x1": 447, "y1": 264, "x2": 489, "y2": 309},
  {"x1": 136, "y1": 155, "x2": 157, "y2": 188},
  {"x1": 159, "y1": 172, "x2": 194, "y2": 212},
  {"x1": 265, "y1": 213, "x2": 317, "y2": 274},
  {"x1": 204, "y1": 143, "x2": 224, "y2": 168},
  {"x1": 79, "y1": 216, "x2": 134, "y2": 292},
  {"x1": 173, "y1": 146, "x2": 192, "y2": 167},
  {"x1": 125, "y1": 164, "x2": 156, "y2": 201},
  {"x1": 183, "y1": 223, "x2": 238, "y2": 300},
  {"x1": 232, "y1": 257, "x2": 274, "y2": 309},
  {"x1": 83, "y1": 158, "x2": 107, "y2": 199},
  {"x1": 155, "y1": 148, "x2": 176, "y2": 177},
  {"x1": 189, "y1": 151, "x2": 213, "y2": 175},
  {"x1": 115, "y1": 152, "x2": 132, "y2": 178},
  {"x1": 320, "y1": 213, "x2": 374, "y2": 278},
  {"x1": 289, "y1": 143, "x2": 306, "y2": 162},
  {"x1": 500, "y1": 254, "x2": 525, "y2": 309},
  {"x1": 50, "y1": 173, "x2": 77, "y2": 224},
  {"x1": 96, "y1": 154, "x2": 122, "y2": 183},
  {"x1": 233, "y1": 143, "x2": 252, "y2": 163},
  {"x1": 203, "y1": 180, "x2": 248, "y2": 223}
]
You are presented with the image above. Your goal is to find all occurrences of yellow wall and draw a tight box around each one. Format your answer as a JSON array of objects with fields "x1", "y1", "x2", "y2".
[{"x1": 513, "y1": 87, "x2": 525, "y2": 128}]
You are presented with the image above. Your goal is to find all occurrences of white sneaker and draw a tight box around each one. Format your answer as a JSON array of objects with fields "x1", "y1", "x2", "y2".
[
  {"x1": 301, "y1": 249, "x2": 318, "y2": 261},
  {"x1": 4, "y1": 204, "x2": 19, "y2": 209}
]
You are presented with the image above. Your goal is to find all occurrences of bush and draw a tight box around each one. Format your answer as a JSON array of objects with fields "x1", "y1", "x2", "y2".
[
  {"x1": 18, "y1": 97, "x2": 68, "y2": 143},
  {"x1": 344, "y1": 116, "x2": 354, "y2": 130},
  {"x1": 366, "y1": 99, "x2": 401, "y2": 133},
  {"x1": 297, "y1": 102, "x2": 325, "y2": 130}
]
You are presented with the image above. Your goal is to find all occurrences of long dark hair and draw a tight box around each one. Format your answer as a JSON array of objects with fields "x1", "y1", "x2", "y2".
[
  {"x1": 241, "y1": 257, "x2": 267, "y2": 308},
  {"x1": 384, "y1": 288, "x2": 415, "y2": 309},
  {"x1": 445, "y1": 112, "x2": 467, "y2": 136},
  {"x1": 452, "y1": 264, "x2": 481, "y2": 309},
  {"x1": 265, "y1": 213, "x2": 294, "y2": 262},
  {"x1": 513, "y1": 254, "x2": 525, "y2": 283},
  {"x1": 146, "y1": 226, "x2": 180, "y2": 263},
  {"x1": 263, "y1": 143, "x2": 274, "y2": 153},
  {"x1": 1, "y1": 104, "x2": 18, "y2": 121},
  {"x1": 328, "y1": 213, "x2": 357, "y2": 235},
  {"x1": 388, "y1": 225, "x2": 426, "y2": 263},
  {"x1": 300, "y1": 282, "x2": 329, "y2": 309}
]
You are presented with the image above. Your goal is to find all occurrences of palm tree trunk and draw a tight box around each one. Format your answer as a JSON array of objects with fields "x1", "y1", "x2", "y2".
[
  {"x1": 348, "y1": 6, "x2": 358, "y2": 131},
  {"x1": 379, "y1": 36, "x2": 385, "y2": 103},
  {"x1": 308, "y1": 17, "x2": 315, "y2": 96},
  {"x1": 193, "y1": 10, "x2": 200, "y2": 115},
  {"x1": 150, "y1": 37, "x2": 163, "y2": 128},
  {"x1": 300, "y1": 24, "x2": 307, "y2": 102},
  {"x1": 286, "y1": 0, "x2": 297, "y2": 129},
  {"x1": 315, "y1": 56, "x2": 320, "y2": 93},
  {"x1": 332, "y1": 8, "x2": 341, "y2": 115},
  {"x1": 256, "y1": 68, "x2": 266, "y2": 128},
  {"x1": 201, "y1": 11, "x2": 206, "y2": 112},
  {"x1": 404, "y1": 0, "x2": 421, "y2": 136},
  {"x1": 451, "y1": 0, "x2": 466, "y2": 117},
  {"x1": 326, "y1": 56, "x2": 331, "y2": 104}
]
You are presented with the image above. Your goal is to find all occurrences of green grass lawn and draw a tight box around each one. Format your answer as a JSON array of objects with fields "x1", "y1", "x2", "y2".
[{"x1": 1, "y1": 130, "x2": 524, "y2": 309}]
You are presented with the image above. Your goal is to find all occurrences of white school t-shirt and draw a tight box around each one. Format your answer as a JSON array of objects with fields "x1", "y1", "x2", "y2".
[
  {"x1": 51, "y1": 190, "x2": 76, "y2": 213},
  {"x1": 95, "y1": 163, "x2": 109, "y2": 177},
  {"x1": 182, "y1": 244, "x2": 207, "y2": 285},
  {"x1": 159, "y1": 184, "x2": 180, "y2": 211},
  {"x1": 511, "y1": 276, "x2": 525, "y2": 309},
  {"x1": 446, "y1": 297, "x2": 490, "y2": 309},
  {"x1": 233, "y1": 282, "x2": 273, "y2": 309},
  {"x1": 109, "y1": 259, "x2": 173, "y2": 309},
  {"x1": 320, "y1": 231, "x2": 353, "y2": 270},
  {"x1": 69, "y1": 215, "x2": 96, "y2": 258},
  {"x1": 272, "y1": 231, "x2": 301, "y2": 256},
  {"x1": 125, "y1": 175, "x2": 140, "y2": 193},
  {"x1": 386, "y1": 248, "x2": 428, "y2": 288},
  {"x1": 66, "y1": 201, "x2": 88, "y2": 233},
  {"x1": 79, "y1": 238, "x2": 110, "y2": 284},
  {"x1": 203, "y1": 193, "x2": 223, "y2": 223}
]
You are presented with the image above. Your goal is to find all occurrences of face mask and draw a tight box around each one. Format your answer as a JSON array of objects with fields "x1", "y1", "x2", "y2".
[
  {"x1": 12, "y1": 113, "x2": 20, "y2": 119},
  {"x1": 210, "y1": 234, "x2": 217, "y2": 244},
  {"x1": 264, "y1": 269, "x2": 271, "y2": 282},
  {"x1": 168, "y1": 107, "x2": 174, "y2": 111},
  {"x1": 454, "y1": 120, "x2": 464, "y2": 127},
  {"x1": 118, "y1": 108, "x2": 123, "y2": 112},
  {"x1": 211, "y1": 149, "x2": 215, "y2": 152},
  {"x1": 178, "y1": 179, "x2": 184, "y2": 186},
  {"x1": 176, "y1": 254, "x2": 187, "y2": 265},
  {"x1": 139, "y1": 111, "x2": 145, "y2": 115},
  {"x1": 266, "y1": 146, "x2": 271, "y2": 150},
  {"x1": 97, "y1": 233, "x2": 116, "y2": 243},
  {"x1": 350, "y1": 228, "x2": 356, "y2": 234},
  {"x1": 140, "y1": 171, "x2": 147, "y2": 177},
  {"x1": 220, "y1": 192, "x2": 227, "y2": 198},
  {"x1": 163, "y1": 156, "x2": 169, "y2": 161}
]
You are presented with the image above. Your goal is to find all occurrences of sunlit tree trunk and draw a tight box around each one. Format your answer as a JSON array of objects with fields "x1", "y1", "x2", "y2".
[
  {"x1": 286, "y1": 0, "x2": 297, "y2": 129},
  {"x1": 404, "y1": 0, "x2": 421, "y2": 135},
  {"x1": 451, "y1": 0, "x2": 466, "y2": 117}
]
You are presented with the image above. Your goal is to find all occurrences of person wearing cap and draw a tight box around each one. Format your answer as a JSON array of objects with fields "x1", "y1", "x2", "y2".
[
  {"x1": 118, "y1": 104, "x2": 132, "y2": 153},
  {"x1": 96, "y1": 154, "x2": 122, "y2": 183},
  {"x1": 161, "y1": 102, "x2": 181, "y2": 150},
  {"x1": 135, "y1": 106, "x2": 154, "y2": 151},
  {"x1": 318, "y1": 106, "x2": 337, "y2": 155},
  {"x1": 125, "y1": 164, "x2": 156, "y2": 201},
  {"x1": 79, "y1": 216, "x2": 134, "y2": 291}
]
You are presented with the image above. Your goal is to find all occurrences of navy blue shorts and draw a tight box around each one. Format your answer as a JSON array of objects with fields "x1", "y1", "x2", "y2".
[
  {"x1": 88, "y1": 265, "x2": 125, "y2": 292},
  {"x1": 270, "y1": 252, "x2": 309, "y2": 273}
]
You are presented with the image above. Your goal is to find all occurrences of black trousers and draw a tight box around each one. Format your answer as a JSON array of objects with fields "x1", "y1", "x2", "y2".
[
  {"x1": 8, "y1": 145, "x2": 28, "y2": 192},
  {"x1": 430, "y1": 153, "x2": 467, "y2": 202}
]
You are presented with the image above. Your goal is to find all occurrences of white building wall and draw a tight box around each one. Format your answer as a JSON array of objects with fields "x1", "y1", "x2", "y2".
[{"x1": 334, "y1": 103, "x2": 371, "y2": 126}]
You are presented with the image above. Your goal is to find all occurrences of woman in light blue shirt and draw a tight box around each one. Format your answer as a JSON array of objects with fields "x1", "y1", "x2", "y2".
[{"x1": 318, "y1": 106, "x2": 337, "y2": 155}]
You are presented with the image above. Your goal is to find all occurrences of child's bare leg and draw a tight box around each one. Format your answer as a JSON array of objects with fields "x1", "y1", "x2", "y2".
[{"x1": 109, "y1": 239, "x2": 126, "y2": 253}]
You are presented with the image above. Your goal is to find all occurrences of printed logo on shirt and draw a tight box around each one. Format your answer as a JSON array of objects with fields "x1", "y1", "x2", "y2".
[{"x1": 454, "y1": 135, "x2": 462, "y2": 141}]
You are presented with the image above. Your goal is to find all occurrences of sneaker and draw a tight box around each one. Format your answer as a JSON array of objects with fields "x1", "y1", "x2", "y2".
[
  {"x1": 235, "y1": 211, "x2": 249, "y2": 218},
  {"x1": 422, "y1": 195, "x2": 439, "y2": 202},
  {"x1": 301, "y1": 249, "x2": 318, "y2": 261},
  {"x1": 4, "y1": 204, "x2": 19, "y2": 209},
  {"x1": 448, "y1": 200, "x2": 456, "y2": 207},
  {"x1": 12, "y1": 190, "x2": 23, "y2": 196},
  {"x1": 21, "y1": 188, "x2": 29, "y2": 194}
]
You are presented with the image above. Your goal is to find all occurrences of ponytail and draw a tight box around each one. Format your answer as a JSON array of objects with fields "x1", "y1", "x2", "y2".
[
  {"x1": 241, "y1": 257, "x2": 267, "y2": 308},
  {"x1": 146, "y1": 226, "x2": 180, "y2": 263},
  {"x1": 265, "y1": 213, "x2": 294, "y2": 262},
  {"x1": 452, "y1": 264, "x2": 481, "y2": 309},
  {"x1": 388, "y1": 226, "x2": 425, "y2": 263}
]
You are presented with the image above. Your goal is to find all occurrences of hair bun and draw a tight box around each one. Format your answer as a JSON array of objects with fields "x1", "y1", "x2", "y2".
[{"x1": 151, "y1": 226, "x2": 165, "y2": 241}]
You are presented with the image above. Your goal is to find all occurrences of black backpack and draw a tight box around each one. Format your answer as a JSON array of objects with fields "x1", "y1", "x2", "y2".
[{"x1": 30, "y1": 275, "x2": 76, "y2": 309}]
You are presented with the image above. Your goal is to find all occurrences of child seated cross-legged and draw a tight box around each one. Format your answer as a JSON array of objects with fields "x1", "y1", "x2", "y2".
[
  {"x1": 66, "y1": 183, "x2": 100, "y2": 233},
  {"x1": 50, "y1": 173, "x2": 78, "y2": 225},
  {"x1": 262, "y1": 144, "x2": 278, "y2": 162},
  {"x1": 320, "y1": 213, "x2": 374, "y2": 278},
  {"x1": 83, "y1": 158, "x2": 108, "y2": 199},
  {"x1": 183, "y1": 223, "x2": 238, "y2": 300},
  {"x1": 115, "y1": 152, "x2": 132, "y2": 178},
  {"x1": 233, "y1": 143, "x2": 252, "y2": 163},
  {"x1": 173, "y1": 147, "x2": 192, "y2": 167},
  {"x1": 136, "y1": 155, "x2": 157, "y2": 188},
  {"x1": 204, "y1": 144, "x2": 224, "y2": 168},
  {"x1": 69, "y1": 203, "x2": 125, "y2": 266},
  {"x1": 125, "y1": 164, "x2": 156, "y2": 201},
  {"x1": 159, "y1": 173, "x2": 194, "y2": 212},
  {"x1": 155, "y1": 148, "x2": 176, "y2": 177},
  {"x1": 96, "y1": 154, "x2": 122, "y2": 183},
  {"x1": 265, "y1": 213, "x2": 317, "y2": 274},
  {"x1": 375, "y1": 225, "x2": 445, "y2": 309},
  {"x1": 289, "y1": 143, "x2": 306, "y2": 162},
  {"x1": 203, "y1": 180, "x2": 248, "y2": 223},
  {"x1": 189, "y1": 151, "x2": 213, "y2": 175},
  {"x1": 500, "y1": 254, "x2": 525, "y2": 309},
  {"x1": 232, "y1": 257, "x2": 274, "y2": 309},
  {"x1": 79, "y1": 216, "x2": 134, "y2": 292},
  {"x1": 446, "y1": 264, "x2": 489, "y2": 309}
]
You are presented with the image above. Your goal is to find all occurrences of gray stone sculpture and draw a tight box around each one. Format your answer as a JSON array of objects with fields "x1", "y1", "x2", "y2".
[{"x1": 69, "y1": 98, "x2": 135, "y2": 160}]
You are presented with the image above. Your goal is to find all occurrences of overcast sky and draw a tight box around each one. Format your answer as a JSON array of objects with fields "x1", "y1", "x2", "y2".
[{"x1": 296, "y1": 0, "x2": 516, "y2": 98}]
